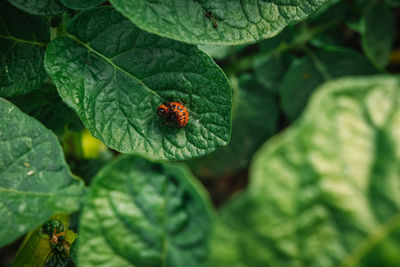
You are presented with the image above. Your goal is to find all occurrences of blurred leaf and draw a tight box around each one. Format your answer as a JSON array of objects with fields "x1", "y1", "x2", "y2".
[
  {"x1": 70, "y1": 238, "x2": 78, "y2": 263},
  {"x1": 109, "y1": 0, "x2": 330, "y2": 45},
  {"x1": 7, "y1": 83, "x2": 83, "y2": 134},
  {"x1": 257, "y1": 27, "x2": 295, "y2": 53},
  {"x1": 78, "y1": 155, "x2": 214, "y2": 267},
  {"x1": 71, "y1": 130, "x2": 113, "y2": 185},
  {"x1": 187, "y1": 74, "x2": 278, "y2": 178},
  {"x1": 361, "y1": 2, "x2": 395, "y2": 69},
  {"x1": 307, "y1": 0, "x2": 352, "y2": 49},
  {"x1": 0, "y1": 1, "x2": 49, "y2": 97},
  {"x1": 307, "y1": 0, "x2": 351, "y2": 49},
  {"x1": 209, "y1": 194, "x2": 275, "y2": 267},
  {"x1": 308, "y1": 0, "x2": 349, "y2": 23},
  {"x1": 253, "y1": 54, "x2": 293, "y2": 93},
  {"x1": 345, "y1": 19, "x2": 363, "y2": 33},
  {"x1": 308, "y1": 28, "x2": 345, "y2": 49},
  {"x1": 280, "y1": 48, "x2": 376, "y2": 121},
  {"x1": 44, "y1": 7, "x2": 232, "y2": 160},
  {"x1": 0, "y1": 98, "x2": 86, "y2": 247},
  {"x1": 197, "y1": 45, "x2": 231, "y2": 60},
  {"x1": 309, "y1": 22, "x2": 347, "y2": 49},
  {"x1": 386, "y1": 0, "x2": 400, "y2": 7},
  {"x1": 7, "y1": 0, "x2": 65, "y2": 15},
  {"x1": 60, "y1": 0, "x2": 105, "y2": 10},
  {"x1": 210, "y1": 75, "x2": 400, "y2": 267},
  {"x1": 69, "y1": 159, "x2": 107, "y2": 185}
]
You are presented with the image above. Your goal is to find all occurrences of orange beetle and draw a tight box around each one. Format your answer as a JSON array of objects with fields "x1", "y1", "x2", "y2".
[{"x1": 157, "y1": 102, "x2": 189, "y2": 128}]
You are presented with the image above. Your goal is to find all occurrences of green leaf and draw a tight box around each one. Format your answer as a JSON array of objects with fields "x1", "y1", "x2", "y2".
[
  {"x1": 308, "y1": 27, "x2": 346, "y2": 49},
  {"x1": 0, "y1": 2, "x2": 49, "y2": 97},
  {"x1": 209, "y1": 194, "x2": 273, "y2": 267},
  {"x1": 7, "y1": 0, "x2": 65, "y2": 15},
  {"x1": 280, "y1": 48, "x2": 376, "y2": 121},
  {"x1": 109, "y1": 0, "x2": 330, "y2": 45},
  {"x1": 361, "y1": 1, "x2": 395, "y2": 69},
  {"x1": 308, "y1": 0, "x2": 349, "y2": 23},
  {"x1": 7, "y1": 83, "x2": 83, "y2": 134},
  {"x1": 197, "y1": 45, "x2": 231, "y2": 61},
  {"x1": 386, "y1": 0, "x2": 400, "y2": 7},
  {"x1": 70, "y1": 238, "x2": 79, "y2": 263},
  {"x1": 44, "y1": 7, "x2": 232, "y2": 160},
  {"x1": 187, "y1": 74, "x2": 278, "y2": 178},
  {"x1": 60, "y1": 0, "x2": 105, "y2": 10},
  {"x1": 0, "y1": 98, "x2": 86, "y2": 247},
  {"x1": 257, "y1": 26, "x2": 295, "y2": 53},
  {"x1": 307, "y1": 0, "x2": 351, "y2": 49},
  {"x1": 253, "y1": 54, "x2": 292, "y2": 93},
  {"x1": 210, "y1": 75, "x2": 400, "y2": 266},
  {"x1": 78, "y1": 155, "x2": 214, "y2": 267}
]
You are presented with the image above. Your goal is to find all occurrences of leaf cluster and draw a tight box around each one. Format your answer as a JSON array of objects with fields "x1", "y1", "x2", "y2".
[{"x1": 1, "y1": 0, "x2": 400, "y2": 266}]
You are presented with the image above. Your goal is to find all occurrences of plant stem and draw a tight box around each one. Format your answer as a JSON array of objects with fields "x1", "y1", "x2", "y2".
[
  {"x1": 12, "y1": 230, "x2": 53, "y2": 267},
  {"x1": 50, "y1": 13, "x2": 69, "y2": 41},
  {"x1": 56, "y1": 13, "x2": 68, "y2": 38},
  {"x1": 61, "y1": 128, "x2": 84, "y2": 160}
]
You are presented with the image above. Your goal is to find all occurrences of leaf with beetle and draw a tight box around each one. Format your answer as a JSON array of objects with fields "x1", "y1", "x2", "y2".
[{"x1": 45, "y1": 7, "x2": 232, "y2": 161}]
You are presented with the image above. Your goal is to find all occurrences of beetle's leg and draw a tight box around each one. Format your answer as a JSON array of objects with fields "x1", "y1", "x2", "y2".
[{"x1": 55, "y1": 231, "x2": 65, "y2": 237}]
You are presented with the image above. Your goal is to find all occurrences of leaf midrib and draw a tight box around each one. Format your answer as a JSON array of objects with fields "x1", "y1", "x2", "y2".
[
  {"x1": 339, "y1": 212, "x2": 400, "y2": 267},
  {"x1": 67, "y1": 34, "x2": 164, "y2": 101},
  {"x1": 0, "y1": 187, "x2": 55, "y2": 196},
  {"x1": 0, "y1": 34, "x2": 47, "y2": 47}
]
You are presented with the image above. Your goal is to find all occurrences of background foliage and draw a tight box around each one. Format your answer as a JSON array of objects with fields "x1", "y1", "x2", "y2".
[{"x1": 1, "y1": 0, "x2": 400, "y2": 266}]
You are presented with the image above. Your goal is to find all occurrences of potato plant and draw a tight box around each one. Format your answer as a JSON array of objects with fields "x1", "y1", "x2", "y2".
[{"x1": 1, "y1": 0, "x2": 400, "y2": 266}]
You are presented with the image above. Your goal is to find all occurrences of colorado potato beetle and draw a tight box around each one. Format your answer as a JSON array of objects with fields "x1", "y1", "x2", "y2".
[{"x1": 157, "y1": 102, "x2": 189, "y2": 128}]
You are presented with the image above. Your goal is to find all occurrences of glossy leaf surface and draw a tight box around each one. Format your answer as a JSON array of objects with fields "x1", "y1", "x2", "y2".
[{"x1": 45, "y1": 7, "x2": 232, "y2": 160}]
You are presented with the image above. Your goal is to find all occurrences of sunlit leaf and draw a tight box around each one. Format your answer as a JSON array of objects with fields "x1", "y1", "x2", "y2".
[{"x1": 210, "y1": 75, "x2": 400, "y2": 267}]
